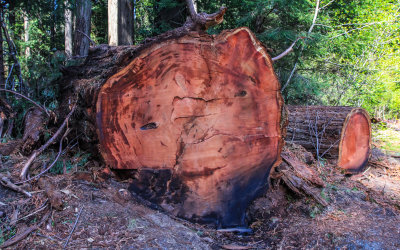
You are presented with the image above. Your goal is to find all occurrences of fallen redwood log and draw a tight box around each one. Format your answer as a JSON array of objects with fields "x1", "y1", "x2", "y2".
[
  {"x1": 286, "y1": 106, "x2": 371, "y2": 174},
  {"x1": 58, "y1": 27, "x2": 285, "y2": 227}
]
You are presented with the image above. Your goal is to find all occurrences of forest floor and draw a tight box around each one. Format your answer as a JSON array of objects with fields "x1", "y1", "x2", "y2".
[{"x1": 0, "y1": 124, "x2": 400, "y2": 249}]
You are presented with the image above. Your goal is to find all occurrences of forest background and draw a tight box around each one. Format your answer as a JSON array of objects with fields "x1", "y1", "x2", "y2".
[{"x1": 0, "y1": 0, "x2": 399, "y2": 143}]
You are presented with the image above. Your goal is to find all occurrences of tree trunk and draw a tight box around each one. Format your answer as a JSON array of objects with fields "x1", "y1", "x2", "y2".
[
  {"x1": 59, "y1": 27, "x2": 285, "y2": 227},
  {"x1": 286, "y1": 105, "x2": 371, "y2": 174},
  {"x1": 64, "y1": 0, "x2": 73, "y2": 58},
  {"x1": 73, "y1": 0, "x2": 91, "y2": 57},
  {"x1": 108, "y1": 0, "x2": 134, "y2": 46},
  {"x1": 22, "y1": 12, "x2": 30, "y2": 57},
  {"x1": 1, "y1": 16, "x2": 24, "y2": 91},
  {"x1": 0, "y1": 8, "x2": 4, "y2": 89}
]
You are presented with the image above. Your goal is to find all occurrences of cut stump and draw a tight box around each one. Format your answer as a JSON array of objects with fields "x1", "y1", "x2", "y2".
[
  {"x1": 286, "y1": 106, "x2": 371, "y2": 174},
  {"x1": 96, "y1": 28, "x2": 285, "y2": 227}
]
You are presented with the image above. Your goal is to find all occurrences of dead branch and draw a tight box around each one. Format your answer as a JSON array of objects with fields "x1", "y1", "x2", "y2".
[
  {"x1": 16, "y1": 129, "x2": 70, "y2": 185},
  {"x1": 63, "y1": 207, "x2": 83, "y2": 249},
  {"x1": 272, "y1": 37, "x2": 305, "y2": 61},
  {"x1": 0, "y1": 173, "x2": 32, "y2": 197},
  {"x1": 20, "y1": 104, "x2": 76, "y2": 179},
  {"x1": 0, "y1": 88, "x2": 50, "y2": 116},
  {"x1": 279, "y1": 0, "x2": 320, "y2": 86},
  {"x1": 1, "y1": 17, "x2": 25, "y2": 90},
  {"x1": 76, "y1": 30, "x2": 96, "y2": 46},
  {"x1": 0, "y1": 211, "x2": 50, "y2": 248},
  {"x1": 185, "y1": 0, "x2": 226, "y2": 31}
]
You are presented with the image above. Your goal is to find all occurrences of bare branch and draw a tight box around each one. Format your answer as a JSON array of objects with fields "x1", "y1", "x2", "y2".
[
  {"x1": 184, "y1": 0, "x2": 227, "y2": 31},
  {"x1": 0, "y1": 173, "x2": 32, "y2": 197},
  {"x1": 20, "y1": 104, "x2": 76, "y2": 179},
  {"x1": 308, "y1": 0, "x2": 320, "y2": 34},
  {"x1": 0, "y1": 88, "x2": 50, "y2": 116},
  {"x1": 277, "y1": 0, "x2": 320, "y2": 88},
  {"x1": 272, "y1": 37, "x2": 304, "y2": 61},
  {"x1": 1, "y1": 17, "x2": 25, "y2": 90},
  {"x1": 76, "y1": 30, "x2": 96, "y2": 46},
  {"x1": 16, "y1": 129, "x2": 70, "y2": 185}
]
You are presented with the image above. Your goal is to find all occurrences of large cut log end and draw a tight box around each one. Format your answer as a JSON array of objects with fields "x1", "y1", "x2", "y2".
[
  {"x1": 338, "y1": 108, "x2": 371, "y2": 174},
  {"x1": 96, "y1": 27, "x2": 285, "y2": 227}
]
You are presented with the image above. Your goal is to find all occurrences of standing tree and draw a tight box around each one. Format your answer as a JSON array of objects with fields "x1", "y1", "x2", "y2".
[
  {"x1": 73, "y1": 0, "x2": 92, "y2": 57},
  {"x1": 108, "y1": 0, "x2": 134, "y2": 45},
  {"x1": 22, "y1": 11, "x2": 30, "y2": 57},
  {"x1": 0, "y1": 5, "x2": 4, "y2": 88},
  {"x1": 64, "y1": 0, "x2": 73, "y2": 57}
]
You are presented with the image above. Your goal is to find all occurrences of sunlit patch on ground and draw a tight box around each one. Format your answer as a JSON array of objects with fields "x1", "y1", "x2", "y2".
[{"x1": 372, "y1": 121, "x2": 400, "y2": 157}]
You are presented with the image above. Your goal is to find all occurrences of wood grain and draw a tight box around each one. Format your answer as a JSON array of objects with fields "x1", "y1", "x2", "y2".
[{"x1": 96, "y1": 28, "x2": 285, "y2": 227}]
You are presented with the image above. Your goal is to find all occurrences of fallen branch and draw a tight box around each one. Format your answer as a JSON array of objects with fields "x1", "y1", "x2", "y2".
[
  {"x1": 0, "y1": 88, "x2": 50, "y2": 116},
  {"x1": 63, "y1": 207, "x2": 83, "y2": 249},
  {"x1": 280, "y1": 170, "x2": 328, "y2": 206},
  {"x1": 0, "y1": 211, "x2": 50, "y2": 248},
  {"x1": 16, "y1": 129, "x2": 70, "y2": 185},
  {"x1": 0, "y1": 173, "x2": 32, "y2": 197},
  {"x1": 20, "y1": 104, "x2": 76, "y2": 179}
]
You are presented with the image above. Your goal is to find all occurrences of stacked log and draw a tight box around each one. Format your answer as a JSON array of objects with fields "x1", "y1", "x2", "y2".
[
  {"x1": 286, "y1": 106, "x2": 371, "y2": 173},
  {"x1": 59, "y1": 27, "x2": 285, "y2": 227}
]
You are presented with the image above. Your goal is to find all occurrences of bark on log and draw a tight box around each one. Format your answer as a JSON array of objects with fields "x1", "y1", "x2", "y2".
[
  {"x1": 21, "y1": 107, "x2": 46, "y2": 155},
  {"x1": 59, "y1": 27, "x2": 285, "y2": 227},
  {"x1": 286, "y1": 105, "x2": 371, "y2": 174}
]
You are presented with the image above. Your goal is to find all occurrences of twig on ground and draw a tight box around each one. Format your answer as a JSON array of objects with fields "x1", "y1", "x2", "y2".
[
  {"x1": 34, "y1": 232, "x2": 60, "y2": 242},
  {"x1": 15, "y1": 200, "x2": 48, "y2": 223},
  {"x1": 0, "y1": 211, "x2": 50, "y2": 248},
  {"x1": 217, "y1": 228, "x2": 253, "y2": 234},
  {"x1": 0, "y1": 173, "x2": 32, "y2": 197},
  {"x1": 63, "y1": 207, "x2": 83, "y2": 249},
  {"x1": 0, "y1": 88, "x2": 50, "y2": 116},
  {"x1": 20, "y1": 104, "x2": 76, "y2": 179}
]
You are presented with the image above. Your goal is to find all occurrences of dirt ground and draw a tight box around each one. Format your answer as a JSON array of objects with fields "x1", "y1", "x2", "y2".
[{"x1": 1, "y1": 146, "x2": 400, "y2": 249}]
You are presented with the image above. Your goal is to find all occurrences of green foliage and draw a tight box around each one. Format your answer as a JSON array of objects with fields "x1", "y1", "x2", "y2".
[
  {"x1": 50, "y1": 151, "x2": 91, "y2": 174},
  {"x1": 2, "y1": 0, "x2": 399, "y2": 141},
  {"x1": 0, "y1": 224, "x2": 16, "y2": 245}
]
